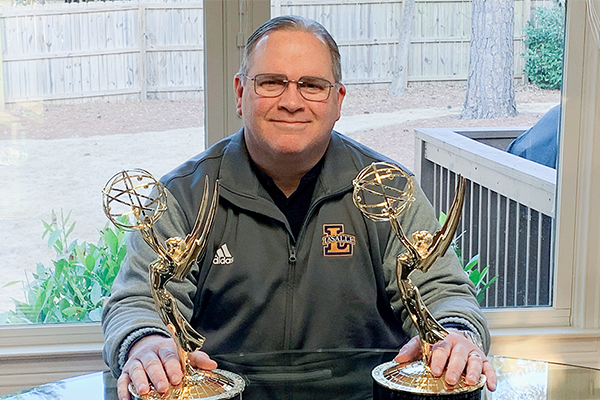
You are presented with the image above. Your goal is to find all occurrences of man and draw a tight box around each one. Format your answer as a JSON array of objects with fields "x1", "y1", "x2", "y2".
[
  {"x1": 102, "y1": 16, "x2": 497, "y2": 400},
  {"x1": 507, "y1": 104, "x2": 561, "y2": 169}
]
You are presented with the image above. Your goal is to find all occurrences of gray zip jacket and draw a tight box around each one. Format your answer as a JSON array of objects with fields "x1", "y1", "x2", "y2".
[{"x1": 102, "y1": 129, "x2": 489, "y2": 377}]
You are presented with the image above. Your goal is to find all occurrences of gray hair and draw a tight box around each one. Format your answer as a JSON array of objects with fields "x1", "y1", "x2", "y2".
[{"x1": 238, "y1": 15, "x2": 342, "y2": 83}]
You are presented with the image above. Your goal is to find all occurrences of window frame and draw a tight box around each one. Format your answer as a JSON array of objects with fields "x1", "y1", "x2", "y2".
[
  {"x1": 485, "y1": 0, "x2": 589, "y2": 330},
  {"x1": 2, "y1": 0, "x2": 600, "y2": 392}
]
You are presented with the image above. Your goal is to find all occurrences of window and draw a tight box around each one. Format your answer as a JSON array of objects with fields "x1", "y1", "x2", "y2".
[
  {"x1": 0, "y1": 0, "x2": 598, "y2": 393},
  {"x1": 0, "y1": 0, "x2": 206, "y2": 325},
  {"x1": 272, "y1": 0, "x2": 562, "y2": 313},
  {"x1": 266, "y1": 0, "x2": 600, "y2": 367}
]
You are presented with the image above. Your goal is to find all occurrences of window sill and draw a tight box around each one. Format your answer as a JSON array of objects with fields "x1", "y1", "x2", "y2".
[{"x1": 490, "y1": 326, "x2": 600, "y2": 369}]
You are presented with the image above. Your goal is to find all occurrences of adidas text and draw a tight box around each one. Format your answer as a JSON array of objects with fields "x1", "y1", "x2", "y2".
[{"x1": 213, "y1": 243, "x2": 234, "y2": 265}]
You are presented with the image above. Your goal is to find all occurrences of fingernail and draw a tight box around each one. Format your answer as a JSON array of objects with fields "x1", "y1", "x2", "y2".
[
  {"x1": 156, "y1": 382, "x2": 168, "y2": 393},
  {"x1": 431, "y1": 367, "x2": 442, "y2": 376},
  {"x1": 446, "y1": 373, "x2": 457, "y2": 384},
  {"x1": 467, "y1": 374, "x2": 477, "y2": 384}
]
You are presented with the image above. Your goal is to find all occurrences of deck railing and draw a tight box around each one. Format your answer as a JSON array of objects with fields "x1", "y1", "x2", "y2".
[{"x1": 414, "y1": 127, "x2": 557, "y2": 308}]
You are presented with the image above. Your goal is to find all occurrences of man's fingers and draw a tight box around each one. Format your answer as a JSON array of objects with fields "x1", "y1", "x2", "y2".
[
  {"x1": 127, "y1": 360, "x2": 151, "y2": 396},
  {"x1": 394, "y1": 336, "x2": 422, "y2": 364},
  {"x1": 482, "y1": 359, "x2": 498, "y2": 391},
  {"x1": 140, "y1": 354, "x2": 170, "y2": 394},
  {"x1": 189, "y1": 351, "x2": 218, "y2": 370},
  {"x1": 117, "y1": 371, "x2": 132, "y2": 400},
  {"x1": 442, "y1": 346, "x2": 471, "y2": 385},
  {"x1": 157, "y1": 345, "x2": 184, "y2": 385},
  {"x1": 429, "y1": 339, "x2": 452, "y2": 378},
  {"x1": 463, "y1": 351, "x2": 484, "y2": 386},
  {"x1": 392, "y1": 330, "x2": 497, "y2": 392}
]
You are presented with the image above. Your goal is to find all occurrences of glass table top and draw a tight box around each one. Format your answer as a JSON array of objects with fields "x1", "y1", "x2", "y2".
[{"x1": 2, "y1": 350, "x2": 599, "y2": 400}]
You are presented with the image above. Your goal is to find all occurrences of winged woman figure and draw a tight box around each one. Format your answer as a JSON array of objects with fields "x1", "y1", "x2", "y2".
[
  {"x1": 353, "y1": 162, "x2": 466, "y2": 366},
  {"x1": 138, "y1": 177, "x2": 219, "y2": 359}
]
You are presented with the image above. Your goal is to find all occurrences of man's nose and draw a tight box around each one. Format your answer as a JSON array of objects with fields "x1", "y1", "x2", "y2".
[{"x1": 278, "y1": 81, "x2": 305, "y2": 112}]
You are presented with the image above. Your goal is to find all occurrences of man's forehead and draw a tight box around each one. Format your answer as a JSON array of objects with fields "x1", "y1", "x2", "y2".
[
  {"x1": 253, "y1": 29, "x2": 329, "y2": 53},
  {"x1": 248, "y1": 29, "x2": 333, "y2": 77}
]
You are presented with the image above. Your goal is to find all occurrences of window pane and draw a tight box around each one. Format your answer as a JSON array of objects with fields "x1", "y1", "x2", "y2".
[
  {"x1": 0, "y1": 0, "x2": 206, "y2": 324},
  {"x1": 272, "y1": 0, "x2": 564, "y2": 309}
]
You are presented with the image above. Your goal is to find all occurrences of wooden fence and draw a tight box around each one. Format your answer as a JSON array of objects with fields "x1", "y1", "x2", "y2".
[
  {"x1": 0, "y1": 0, "x2": 204, "y2": 105},
  {"x1": 0, "y1": 0, "x2": 555, "y2": 105},
  {"x1": 273, "y1": 0, "x2": 555, "y2": 85}
]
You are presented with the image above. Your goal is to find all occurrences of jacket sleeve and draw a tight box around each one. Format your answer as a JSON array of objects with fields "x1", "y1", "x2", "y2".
[
  {"x1": 382, "y1": 183, "x2": 491, "y2": 353},
  {"x1": 101, "y1": 189, "x2": 201, "y2": 377}
]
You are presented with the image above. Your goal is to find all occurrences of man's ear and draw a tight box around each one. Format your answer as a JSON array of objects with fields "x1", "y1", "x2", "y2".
[
  {"x1": 234, "y1": 74, "x2": 244, "y2": 116},
  {"x1": 334, "y1": 83, "x2": 347, "y2": 121}
]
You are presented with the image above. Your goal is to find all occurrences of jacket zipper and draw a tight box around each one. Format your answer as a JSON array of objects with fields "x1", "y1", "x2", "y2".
[
  {"x1": 295, "y1": 190, "x2": 347, "y2": 246},
  {"x1": 282, "y1": 190, "x2": 348, "y2": 350},
  {"x1": 283, "y1": 242, "x2": 297, "y2": 350}
]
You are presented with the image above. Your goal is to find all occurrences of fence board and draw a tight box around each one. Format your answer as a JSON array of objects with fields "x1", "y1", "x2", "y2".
[{"x1": 0, "y1": 0, "x2": 556, "y2": 105}]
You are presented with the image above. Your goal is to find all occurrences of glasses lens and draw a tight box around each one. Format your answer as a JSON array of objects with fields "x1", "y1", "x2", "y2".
[
  {"x1": 254, "y1": 74, "x2": 287, "y2": 97},
  {"x1": 251, "y1": 74, "x2": 334, "y2": 101},
  {"x1": 298, "y1": 77, "x2": 332, "y2": 100}
]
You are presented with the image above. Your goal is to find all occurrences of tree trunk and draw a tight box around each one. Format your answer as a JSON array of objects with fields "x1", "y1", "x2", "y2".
[
  {"x1": 389, "y1": 0, "x2": 416, "y2": 97},
  {"x1": 461, "y1": 0, "x2": 518, "y2": 119}
]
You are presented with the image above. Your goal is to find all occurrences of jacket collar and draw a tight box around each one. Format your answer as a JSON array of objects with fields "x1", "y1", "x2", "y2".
[{"x1": 217, "y1": 128, "x2": 361, "y2": 208}]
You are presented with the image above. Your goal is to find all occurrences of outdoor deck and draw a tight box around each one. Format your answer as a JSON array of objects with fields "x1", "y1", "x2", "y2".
[{"x1": 414, "y1": 127, "x2": 556, "y2": 308}]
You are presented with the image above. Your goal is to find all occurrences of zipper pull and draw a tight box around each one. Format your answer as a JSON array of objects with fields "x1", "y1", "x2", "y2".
[{"x1": 289, "y1": 246, "x2": 297, "y2": 263}]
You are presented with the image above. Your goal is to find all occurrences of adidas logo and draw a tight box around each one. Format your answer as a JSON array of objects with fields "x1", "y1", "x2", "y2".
[{"x1": 213, "y1": 243, "x2": 234, "y2": 265}]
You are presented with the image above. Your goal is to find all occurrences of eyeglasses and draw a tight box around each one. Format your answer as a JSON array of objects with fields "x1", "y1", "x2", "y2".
[{"x1": 242, "y1": 73, "x2": 338, "y2": 102}]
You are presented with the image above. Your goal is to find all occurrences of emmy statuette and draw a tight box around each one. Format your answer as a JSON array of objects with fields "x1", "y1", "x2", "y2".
[
  {"x1": 352, "y1": 162, "x2": 485, "y2": 399},
  {"x1": 103, "y1": 169, "x2": 245, "y2": 400}
]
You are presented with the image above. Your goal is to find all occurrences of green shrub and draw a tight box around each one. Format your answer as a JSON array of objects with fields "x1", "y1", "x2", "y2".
[
  {"x1": 0, "y1": 210, "x2": 127, "y2": 324},
  {"x1": 523, "y1": 4, "x2": 565, "y2": 90},
  {"x1": 439, "y1": 212, "x2": 498, "y2": 304}
]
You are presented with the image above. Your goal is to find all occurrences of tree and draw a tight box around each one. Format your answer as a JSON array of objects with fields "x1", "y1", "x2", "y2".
[
  {"x1": 461, "y1": 0, "x2": 518, "y2": 119},
  {"x1": 389, "y1": 0, "x2": 416, "y2": 97}
]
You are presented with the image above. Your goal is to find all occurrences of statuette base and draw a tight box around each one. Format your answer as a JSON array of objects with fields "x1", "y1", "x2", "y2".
[
  {"x1": 372, "y1": 361, "x2": 484, "y2": 399},
  {"x1": 130, "y1": 368, "x2": 245, "y2": 400}
]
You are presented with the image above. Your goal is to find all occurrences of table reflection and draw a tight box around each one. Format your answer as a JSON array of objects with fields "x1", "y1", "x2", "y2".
[
  {"x1": 486, "y1": 356, "x2": 600, "y2": 400},
  {"x1": 2, "y1": 351, "x2": 599, "y2": 400}
]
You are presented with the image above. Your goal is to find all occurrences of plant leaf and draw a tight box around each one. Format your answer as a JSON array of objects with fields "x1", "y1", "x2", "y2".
[
  {"x1": 62, "y1": 306, "x2": 84, "y2": 317},
  {"x1": 66, "y1": 221, "x2": 76, "y2": 241},
  {"x1": 465, "y1": 254, "x2": 480, "y2": 271},
  {"x1": 47, "y1": 228, "x2": 62, "y2": 249},
  {"x1": 89, "y1": 307, "x2": 103, "y2": 322},
  {"x1": 91, "y1": 282, "x2": 102, "y2": 305},
  {"x1": 85, "y1": 254, "x2": 96, "y2": 272},
  {"x1": 103, "y1": 229, "x2": 119, "y2": 256},
  {"x1": 438, "y1": 211, "x2": 447, "y2": 226}
]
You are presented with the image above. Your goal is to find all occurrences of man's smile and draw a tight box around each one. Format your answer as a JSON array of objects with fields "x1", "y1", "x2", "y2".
[
  {"x1": 269, "y1": 119, "x2": 311, "y2": 128},
  {"x1": 270, "y1": 118, "x2": 310, "y2": 123}
]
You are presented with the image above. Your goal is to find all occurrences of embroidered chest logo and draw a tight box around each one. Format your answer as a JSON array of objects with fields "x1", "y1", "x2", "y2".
[
  {"x1": 322, "y1": 224, "x2": 356, "y2": 256},
  {"x1": 213, "y1": 243, "x2": 234, "y2": 265}
]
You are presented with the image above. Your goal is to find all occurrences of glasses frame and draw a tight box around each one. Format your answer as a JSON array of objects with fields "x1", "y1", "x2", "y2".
[{"x1": 241, "y1": 73, "x2": 339, "y2": 102}]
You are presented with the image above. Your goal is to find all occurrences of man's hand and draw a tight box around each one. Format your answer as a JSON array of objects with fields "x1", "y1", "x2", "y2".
[
  {"x1": 117, "y1": 334, "x2": 218, "y2": 400},
  {"x1": 394, "y1": 329, "x2": 497, "y2": 392}
]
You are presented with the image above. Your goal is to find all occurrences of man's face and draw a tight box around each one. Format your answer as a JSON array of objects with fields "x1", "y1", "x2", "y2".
[{"x1": 234, "y1": 30, "x2": 346, "y2": 163}]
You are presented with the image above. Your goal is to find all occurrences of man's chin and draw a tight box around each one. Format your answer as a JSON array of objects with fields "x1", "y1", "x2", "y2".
[{"x1": 272, "y1": 144, "x2": 308, "y2": 157}]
